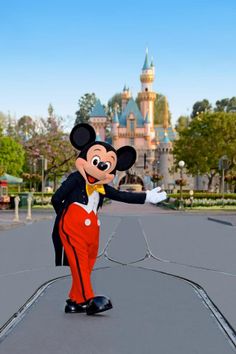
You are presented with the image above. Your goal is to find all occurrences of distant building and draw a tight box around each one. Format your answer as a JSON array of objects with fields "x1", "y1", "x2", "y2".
[{"x1": 89, "y1": 50, "x2": 183, "y2": 191}]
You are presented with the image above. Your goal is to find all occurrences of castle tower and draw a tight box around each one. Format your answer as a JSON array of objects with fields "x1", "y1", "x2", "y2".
[
  {"x1": 121, "y1": 85, "x2": 131, "y2": 112},
  {"x1": 144, "y1": 111, "x2": 151, "y2": 145},
  {"x1": 137, "y1": 49, "x2": 156, "y2": 127},
  {"x1": 158, "y1": 131, "x2": 173, "y2": 189},
  {"x1": 89, "y1": 99, "x2": 107, "y2": 141},
  {"x1": 112, "y1": 107, "x2": 119, "y2": 148}
]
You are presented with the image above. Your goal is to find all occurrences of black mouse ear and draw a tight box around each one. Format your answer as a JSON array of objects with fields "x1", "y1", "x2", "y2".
[
  {"x1": 70, "y1": 123, "x2": 96, "y2": 150},
  {"x1": 116, "y1": 146, "x2": 137, "y2": 171}
]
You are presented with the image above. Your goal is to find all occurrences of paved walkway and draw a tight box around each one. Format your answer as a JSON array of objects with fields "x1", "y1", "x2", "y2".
[
  {"x1": 0, "y1": 202, "x2": 236, "y2": 353},
  {"x1": 0, "y1": 210, "x2": 54, "y2": 230}
]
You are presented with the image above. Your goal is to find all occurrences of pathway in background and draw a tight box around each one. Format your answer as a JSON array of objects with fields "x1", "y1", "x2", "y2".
[{"x1": 0, "y1": 201, "x2": 236, "y2": 353}]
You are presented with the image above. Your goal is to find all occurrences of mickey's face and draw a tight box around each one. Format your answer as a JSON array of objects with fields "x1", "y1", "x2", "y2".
[
  {"x1": 75, "y1": 143, "x2": 117, "y2": 185},
  {"x1": 70, "y1": 123, "x2": 137, "y2": 185}
]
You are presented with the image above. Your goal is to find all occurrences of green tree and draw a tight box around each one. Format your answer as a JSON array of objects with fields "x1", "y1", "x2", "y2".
[
  {"x1": 75, "y1": 93, "x2": 97, "y2": 125},
  {"x1": 24, "y1": 116, "x2": 76, "y2": 190},
  {"x1": 16, "y1": 115, "x2": 36, "y2": 142},
  {"x1": 107, "y1": 93, "x2": 122, "y2": 116},
  {"x1": 214, "y1": 98, "x2": 229, "y2": 112},
  {"x1": 5, "y1": 116, "x2": 18, "y2": 139},
  {"x1": 175, "y1": 115, "x2": 190, "y2": 133},
  {"x1": 191, "y1": 99, "x2": 212, "y2": 118},
  {"x1": 173, "y1": 112, "x2": 236, "y2": 190},
  {"x1": 154, "y1": 94, "x2": 171, "y2": 125},
  {"x1": 215, "y1": 97, "x2": 236, "y2": 113},
  {"x1": 0, "y1": 112, "x2": 8, "y2": 136},
  {"x1": 227, "y1": 97, "x2": 236, "y2": 112},
  {"x1": 0, "y1": 136, "x2": 25, "y2": 175}
]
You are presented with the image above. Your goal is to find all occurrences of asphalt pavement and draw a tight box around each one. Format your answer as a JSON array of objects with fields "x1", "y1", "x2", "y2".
[{"x1": 0, "y1": 203, "x2": 236, "y2": 353}]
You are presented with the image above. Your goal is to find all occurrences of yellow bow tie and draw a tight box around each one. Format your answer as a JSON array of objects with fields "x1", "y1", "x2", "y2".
[{"x1": 86, "y1": 184, "x2": 105, "y2": 196}]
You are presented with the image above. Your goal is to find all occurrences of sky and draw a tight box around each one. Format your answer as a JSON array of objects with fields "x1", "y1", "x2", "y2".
[{"x1": 0, "y1": 0, "x2": 236, "y2": 128}]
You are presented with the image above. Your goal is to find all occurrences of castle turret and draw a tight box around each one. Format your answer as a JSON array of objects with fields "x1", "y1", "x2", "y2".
[
  {"x1": 121, "y1": 85, "x2": 131, "y2": 112},
  {"x1": 138, "y1": 49, "x2": 156, "y2": 128},
  {"x1": 112, "y1": 108, "x2": 119, "y2": 145},
  {"x1": 158, "y1": 131, "x2": 173, "y2": 189},
  {"x1": 89, "y1": 99, "x2": 107, "y2": 141}
]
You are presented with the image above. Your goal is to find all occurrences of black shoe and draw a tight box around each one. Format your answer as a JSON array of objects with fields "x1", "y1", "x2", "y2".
[
  {"x1": 65, "y1": 299, "x2": 87, "y2": 313},
  {"x1": 86, "y1": 296, "x2": 113, "y2": 315}
]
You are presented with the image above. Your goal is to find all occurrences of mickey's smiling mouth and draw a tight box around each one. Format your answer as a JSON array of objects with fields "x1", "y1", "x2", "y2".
[{"x1": 85, "y1": 172, "x2": 99, "y2": 184}]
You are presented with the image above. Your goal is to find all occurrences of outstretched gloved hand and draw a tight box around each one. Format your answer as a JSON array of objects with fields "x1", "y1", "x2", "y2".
[{"x1": 145, "y1": 187, "x2": 167, "y2": 204}]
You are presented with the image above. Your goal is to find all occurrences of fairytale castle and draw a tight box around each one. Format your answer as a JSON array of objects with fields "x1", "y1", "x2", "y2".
[{"x1": 88, "y1": 50, "x2": 178, "y2": 190}]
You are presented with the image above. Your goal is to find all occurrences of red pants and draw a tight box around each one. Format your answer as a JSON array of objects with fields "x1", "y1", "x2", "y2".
[{"x1": 59, "y1": 203, "x2": 99, "y2": 304}]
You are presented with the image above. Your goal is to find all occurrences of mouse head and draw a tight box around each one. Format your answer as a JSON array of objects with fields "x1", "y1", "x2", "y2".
[{"x1": 70, "y1": 123, "x2": 137, "y2": 185}]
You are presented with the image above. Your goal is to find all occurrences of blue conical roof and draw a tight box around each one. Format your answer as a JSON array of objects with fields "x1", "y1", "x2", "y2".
[
  {"x1": 90, "y1": 99, "x2": 107, "y2": 117},
  {"x1": 163, "y1": 131, "x2": 170, "y2": 143},
  {"x1": 119, "y1": 98, "x2": 144, "y2": 127},
  {"x1": 113, "y1": 110, "x2": 119, "y2": 123},
  {"x1": 142, "y1": 48, "x2": 150, "y2": 70}
]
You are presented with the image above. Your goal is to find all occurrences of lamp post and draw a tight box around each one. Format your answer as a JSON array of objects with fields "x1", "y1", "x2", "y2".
[{"x1": 178, "y1": 160, "x2": 185, "y2": 209}]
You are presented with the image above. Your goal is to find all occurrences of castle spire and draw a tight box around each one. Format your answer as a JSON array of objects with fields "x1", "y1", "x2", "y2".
[
  {"x1": 142, "y1": 48, "x2": 150, "y2": 70},
  {"x1": 121, "y1": 84, "x2": 131, "y2": 112},
  {"x1": 150, "y1": 56, "x2": 154, "y2": 67},
  {"x1": 138, "y1": 49, "x2": 156, "y2": 128}
]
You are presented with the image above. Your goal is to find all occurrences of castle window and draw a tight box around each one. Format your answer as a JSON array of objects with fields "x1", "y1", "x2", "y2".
[{"x1": 145, "y1": 88, "x2": 148, "y2": 92}]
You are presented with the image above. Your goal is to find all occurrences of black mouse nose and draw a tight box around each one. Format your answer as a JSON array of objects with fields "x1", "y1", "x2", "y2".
[{"x1": 97, "y1": 162, "x2": 107, "y2": 171}]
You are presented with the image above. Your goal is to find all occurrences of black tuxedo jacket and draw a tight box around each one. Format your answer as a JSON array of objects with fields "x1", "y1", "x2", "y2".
[{"x1": 51, "y1": 171, "x2": 146, "y2": 266}]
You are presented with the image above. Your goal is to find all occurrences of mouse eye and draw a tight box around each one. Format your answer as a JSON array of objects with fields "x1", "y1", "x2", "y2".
[
  {"x1": 91, "y1": 156, "x2": 101, "y2": 166},
  {"x1": 104, "y1": 162, "x2": 111, "y2": 171}
]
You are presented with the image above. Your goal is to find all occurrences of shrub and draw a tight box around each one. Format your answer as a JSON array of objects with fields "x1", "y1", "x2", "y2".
[{"x1": 169, "y1": 192, "x2": 236, "y2": 200}]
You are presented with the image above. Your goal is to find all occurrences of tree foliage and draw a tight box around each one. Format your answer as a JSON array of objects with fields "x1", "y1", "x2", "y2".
[
  {"x1": 175, "y1": 115, "x2": 190, "y2": 133},
  {"x1": 173, "y1": 112, "x2": 236, "y2": 190},
  {"x1": 24, "y1": 116, "x2": 76, "y2": 188},
  {"x1": 75, "y1": 93, "x2": 97, "y2": 125},
  {"x1": 16, "y1": 116, "x2": 36, "y2": 142},
  {"x1": 154, "y1": 94, "x2": 171, "y2": 125},
  {"x1": 215, "y1": 97, "x2": 236, "y2": 113},
  {"x1": 191, "y1": 99, "x2": 212, "y2": 118},
  {"x1": 0, "y1": 136, "x2": 25, "y2": 176},
  {"x1": 0, "y1": 112, "x2": 8, "y2": 136},
  {"x1": 107, "y1": 93, "x2": 122, "y2": 116}
]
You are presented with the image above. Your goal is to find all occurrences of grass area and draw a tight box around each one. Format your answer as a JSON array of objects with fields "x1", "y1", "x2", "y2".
[
  {"x1": 33, "y1": 205, "x2": 53, "y2": 209},
  {"x1": 161, "y1": 201, "x2": 236, "y2": 212}
]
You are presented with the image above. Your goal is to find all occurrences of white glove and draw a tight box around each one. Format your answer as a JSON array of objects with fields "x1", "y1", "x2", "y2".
[{"x1": 145, "y1": 187, "x2": 167, "y2": 204}]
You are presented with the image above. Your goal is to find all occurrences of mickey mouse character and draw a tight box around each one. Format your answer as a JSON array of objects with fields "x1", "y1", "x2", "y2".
[{"x1": 51, "y1": 123, "x2": 167, "y2": 315}]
